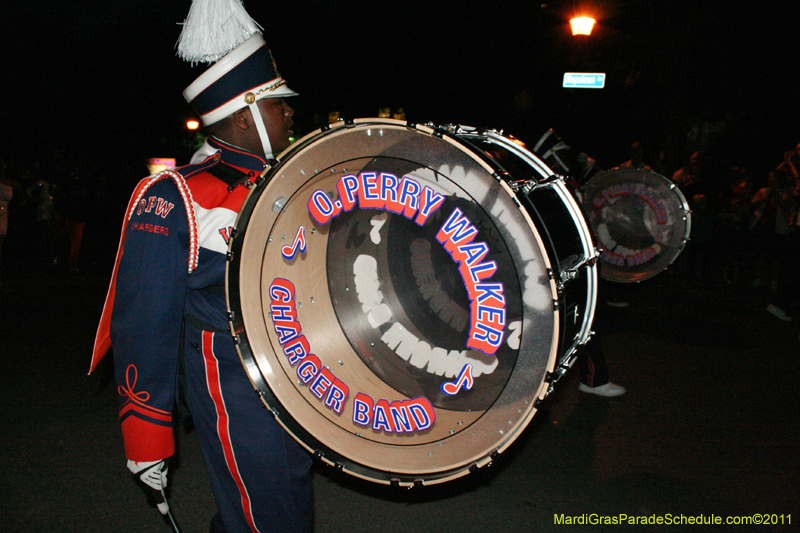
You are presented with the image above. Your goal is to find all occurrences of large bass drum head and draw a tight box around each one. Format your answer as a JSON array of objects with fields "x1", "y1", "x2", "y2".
[
  {"x1": 227, "y1": 119, "x2": 559, "y2": 485},
  {"x1": 582, "y1": 168, "x2": 691, "y2": 283}
]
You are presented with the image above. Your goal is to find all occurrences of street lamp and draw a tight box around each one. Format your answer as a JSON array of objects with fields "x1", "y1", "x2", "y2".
[
  {"x1": 570, "y1": 16, "x2": 596, "y2": 36},
  {"x1": 186, "y1": 119, "x2": 200, "y2": 130}
]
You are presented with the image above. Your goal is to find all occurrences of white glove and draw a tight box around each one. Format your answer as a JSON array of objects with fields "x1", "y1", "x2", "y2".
[{"x1": 128, "y1": 459, "x2": 170, "y2": 515}]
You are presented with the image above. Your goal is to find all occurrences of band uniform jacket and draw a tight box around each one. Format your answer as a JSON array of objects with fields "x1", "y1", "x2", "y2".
[{"x1": 92, "y1": 136, "x2": 269, "y2": 461}]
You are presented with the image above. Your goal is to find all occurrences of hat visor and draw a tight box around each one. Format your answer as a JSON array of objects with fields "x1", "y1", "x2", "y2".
[{"x1": 257, "y1": 82, "x2": 298, "y2": 99}]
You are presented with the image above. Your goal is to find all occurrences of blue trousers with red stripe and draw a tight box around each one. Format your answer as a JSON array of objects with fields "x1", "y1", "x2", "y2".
[
  {"x1": 578, "y1": 336, "x2": 610, "y2": 388},
  {"x1": 183, "y1": 323, "x2": 313, "y2": 532}
]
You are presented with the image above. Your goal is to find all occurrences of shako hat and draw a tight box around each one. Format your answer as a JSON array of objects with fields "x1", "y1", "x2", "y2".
[
  {"x1": 177, "y1": 0, "x2": 296, "y2": 156},
  {"x1": 183, "y1": 33, "x2": 297, "y2": 127}
]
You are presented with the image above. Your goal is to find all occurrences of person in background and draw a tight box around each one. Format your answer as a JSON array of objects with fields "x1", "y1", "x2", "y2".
[
  {"x1": 752, "y1": 162, "x2": 798, "y2": 321},
  {"x1": 0, "y1": 157, "x2": 15, "y2": 290},
  {"x1": 619, "y1": 141, "x2": 652, "y2": 171}
]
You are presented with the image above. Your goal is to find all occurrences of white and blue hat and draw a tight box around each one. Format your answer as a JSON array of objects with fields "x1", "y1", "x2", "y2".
[
  {"x1": 183, "y1": 33, "x2": 297, "y2": 127},
  {"x1": 178, "y1": 0, "x2": 297, "y2": 156}
]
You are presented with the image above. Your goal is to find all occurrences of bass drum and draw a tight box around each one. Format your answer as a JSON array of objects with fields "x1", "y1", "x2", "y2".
[
  {"x1": 582, "y1": 168, "x2": 691, "y2": 283},
  {"x1": 227, "y1": 119, "x2": 597, "y2": 486}
]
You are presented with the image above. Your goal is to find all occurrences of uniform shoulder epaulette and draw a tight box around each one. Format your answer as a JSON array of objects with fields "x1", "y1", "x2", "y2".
[{"x1": 175, "y1": 153, "x2": 251, "y2": 189}]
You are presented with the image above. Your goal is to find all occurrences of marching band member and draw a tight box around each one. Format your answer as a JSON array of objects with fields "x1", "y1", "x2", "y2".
[{"x1": 91, "y1": 1, "x2": 313, "y2": 531}]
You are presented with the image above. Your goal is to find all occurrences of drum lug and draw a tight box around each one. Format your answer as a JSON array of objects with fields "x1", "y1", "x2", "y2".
[
  {"x1": 519, "y1": 179, "x2": 538, "y2": 194},
  {"x1": 226, "y1": 250, "x2": 234, "y2": 262},
  {"x1": 541, "y1": 359, "x2": 575, "y2": 397},
  {"x1": 561, "y1": 269, "x2": 578, "y2": 285},
  {"x1": 437, "y1": 124, "x2": 474, "y2": 136}
]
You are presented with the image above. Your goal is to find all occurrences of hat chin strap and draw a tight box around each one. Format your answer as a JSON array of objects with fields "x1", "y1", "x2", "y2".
[{"x1": 248, "y1": 102, "x2": 274, "y2": 158}]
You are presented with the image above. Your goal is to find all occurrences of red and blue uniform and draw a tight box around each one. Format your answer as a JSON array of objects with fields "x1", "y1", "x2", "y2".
[{"x1": 93, "y1": 136, "x2": 312, "y2": 532}]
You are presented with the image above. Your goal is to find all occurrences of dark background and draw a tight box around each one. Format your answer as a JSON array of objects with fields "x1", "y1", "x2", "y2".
[
  {"x1": 2, "y1": 0, "x2": 798, "y2": 177},
  {"x1": 1, "y1": 2, "x2": 799, "y2": 531}
]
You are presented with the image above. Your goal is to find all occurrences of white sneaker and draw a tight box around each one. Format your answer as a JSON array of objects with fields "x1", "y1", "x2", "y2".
[
  {"x1": 766, "y1": 304, "x2": 792, "y2": 322},
  {"x1": 579, "y1": 382, "x2": 626, "y2": 397}
]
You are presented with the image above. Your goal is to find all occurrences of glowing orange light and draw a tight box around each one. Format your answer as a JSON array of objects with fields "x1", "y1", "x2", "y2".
[
  {"x1": 186, "y1": 120, "x2": 200, "y2": 130},
  {"x1": 570, "y1": 16, "x2": 596, "y2": 36}
]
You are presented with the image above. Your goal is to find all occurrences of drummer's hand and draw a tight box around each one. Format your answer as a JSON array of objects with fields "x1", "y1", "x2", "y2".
[{"x1": 127, "y1": 459, "x2": 170, "y2": 515}]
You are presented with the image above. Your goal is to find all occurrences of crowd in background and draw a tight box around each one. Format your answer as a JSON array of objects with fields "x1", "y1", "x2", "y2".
[
  {"x1": 662, "y1": 143, "x2": 800, "y2": 321},
  {"x1": 0, "y1": 152, "x2": 135, "y2": 290},
  {"x1": 0, "y1": 140, "x2": 798, "y2": 322}
]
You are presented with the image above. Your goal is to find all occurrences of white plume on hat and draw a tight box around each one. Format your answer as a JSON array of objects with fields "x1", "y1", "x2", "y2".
[{"x1": 177, "y1": 0, "x2": 263, "y2": 65}]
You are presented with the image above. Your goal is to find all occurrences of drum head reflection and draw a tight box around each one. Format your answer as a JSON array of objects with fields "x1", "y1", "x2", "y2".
[
  {"x1": 582, "y1": 169, "x2": 691, "y2": 283},
  {"x1": 227, "y1": 119, "x2": 560, "y2": 485},
  {"x1": 326, "y1": 189, "x2": 521, "y2": 413}
]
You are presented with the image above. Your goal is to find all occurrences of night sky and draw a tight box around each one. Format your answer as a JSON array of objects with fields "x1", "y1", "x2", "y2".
[{"x1": 2, "y1": 0, "x2": 798, "y2": 176}]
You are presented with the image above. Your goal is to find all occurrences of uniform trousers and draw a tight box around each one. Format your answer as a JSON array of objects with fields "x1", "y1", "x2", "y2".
[{"x1": 183, "y1": 323, "x2": 313, "y2": 533}]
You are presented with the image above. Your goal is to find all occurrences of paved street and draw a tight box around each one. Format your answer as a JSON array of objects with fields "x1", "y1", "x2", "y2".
[{"x1": 1, "y1": 266, "x2": 797, "y2": 532}]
